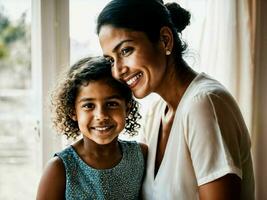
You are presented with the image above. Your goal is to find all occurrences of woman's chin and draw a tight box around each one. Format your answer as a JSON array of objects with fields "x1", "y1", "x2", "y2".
[{"x1": 132, "y1": 89, "x2": 150, "y2": 99}]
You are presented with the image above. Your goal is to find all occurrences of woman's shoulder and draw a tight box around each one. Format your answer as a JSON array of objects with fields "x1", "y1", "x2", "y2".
[
  {"x1": 181, "y1": 73, "x2": 236, "y2": 110},
  {"x1": 185, "y1": 73, "x2": 228, "y2": 97}
]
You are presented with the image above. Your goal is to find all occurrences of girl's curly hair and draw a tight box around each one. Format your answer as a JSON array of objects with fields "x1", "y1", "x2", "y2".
[{"x1": 51, "y1": 56, "x2": 141, "y2": 140}]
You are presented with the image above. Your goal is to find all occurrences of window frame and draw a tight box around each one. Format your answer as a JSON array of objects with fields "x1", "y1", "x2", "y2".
[{"x1": 31, "y1": 0, "x2": 69, "y2": 168}]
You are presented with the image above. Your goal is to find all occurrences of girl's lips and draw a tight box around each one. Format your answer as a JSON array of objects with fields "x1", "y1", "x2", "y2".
[
  {"x1": 125, "y1": 72, "x2": 143, "y2": 88},
  {"x1": 93, "y1": 126, "x2": 110, "y2": 131},
  {"x1": 91, "y1": 125, "x2": 114, "y2": 134}
]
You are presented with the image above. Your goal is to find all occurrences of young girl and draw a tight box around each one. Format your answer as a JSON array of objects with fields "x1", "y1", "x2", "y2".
[{"x1": 36, "y1": 56, "x2": 147, "y2": 200}]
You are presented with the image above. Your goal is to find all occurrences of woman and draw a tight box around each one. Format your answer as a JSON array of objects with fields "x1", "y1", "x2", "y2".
[{"x1": 96, "y1": 0, "x2": 255, "y2": 199}]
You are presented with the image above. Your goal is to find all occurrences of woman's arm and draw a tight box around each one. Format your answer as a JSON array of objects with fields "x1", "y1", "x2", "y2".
[
  {"x1": 187, "y1": 92, "x2": 245, "y2": 200},
  {"x1": 36, "y1": 157, "x2": 66, "y2": 200},
  {"x1": 199, "y1": 173, "x2": 241, "y2": 200}
]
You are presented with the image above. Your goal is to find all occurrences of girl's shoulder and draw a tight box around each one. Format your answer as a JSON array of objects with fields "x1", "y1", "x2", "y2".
[
  {"x1": 138, "y1": 142, "x2": 148, "y2": 161},
  {"x1": 119, "y1": 140, "x2": 147, "y2": 160},
  {"x1": 36, "y1": 157, "x2": 65, "y2": 199},
  {"x1": 43, "y1": 157, "x2": 65, "y2": 178}
]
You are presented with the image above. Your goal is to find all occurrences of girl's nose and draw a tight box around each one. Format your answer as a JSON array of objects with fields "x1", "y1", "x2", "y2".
[{"x1": 95, "y1": 107, "x2": 109, "y2": 121}]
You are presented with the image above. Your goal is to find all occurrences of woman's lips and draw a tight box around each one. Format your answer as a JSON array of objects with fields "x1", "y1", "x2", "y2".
[{"x1": 126, "y1": 72, "x2": 143, "y2": 88}]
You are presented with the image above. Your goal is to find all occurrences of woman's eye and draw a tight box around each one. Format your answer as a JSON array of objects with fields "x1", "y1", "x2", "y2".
[
  {"x1": 121, "y1": 47, "x2": 133, "y2": 56},
  {"x1": 105, "y1": 57, "x2": 114, "y2": 66}
]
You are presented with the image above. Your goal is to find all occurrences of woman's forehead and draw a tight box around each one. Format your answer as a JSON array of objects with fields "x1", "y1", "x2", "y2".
[{"x1": 99, "y1": 25, "x2": 149, "y2": 51}]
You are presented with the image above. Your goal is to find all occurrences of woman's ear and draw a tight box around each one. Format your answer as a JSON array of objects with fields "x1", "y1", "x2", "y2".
[{"x1": 160, "y1": 26, "x2": 174, "y2": 55}]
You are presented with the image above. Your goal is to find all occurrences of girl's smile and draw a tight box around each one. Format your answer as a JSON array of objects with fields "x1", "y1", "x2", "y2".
[{"x1": 73, "y1": 79, "x2": 128, "y2": 145}]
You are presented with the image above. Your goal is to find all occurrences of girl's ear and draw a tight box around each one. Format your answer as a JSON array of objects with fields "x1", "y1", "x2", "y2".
[
  {"x1": 159, "y1": 26, "x2": 174, "y2": 55},
  {"x1": 126, "y1": 102, "x2": 132, "y2": 116},
  {"x1": 70, "y1": 110, "x2": 77, "y2": 121}
]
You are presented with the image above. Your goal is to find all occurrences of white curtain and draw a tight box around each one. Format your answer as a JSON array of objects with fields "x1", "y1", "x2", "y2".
[
  {"x1": 175, "y1": 0, "x2": 262, "y2": 198},
  {"x1": 177, "y1": 0, "x2": 254, "y2": 133}
]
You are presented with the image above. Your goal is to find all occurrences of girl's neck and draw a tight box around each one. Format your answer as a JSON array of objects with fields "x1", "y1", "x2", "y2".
[
  {"x1": 73, "y1": 137, "x2": 122, "y2": 169},
  {"x1": 81, "y1": 137, "x2": 120, "y2": 157},
  {"x1": 157, "y1": 59, "x2": 197, "y2": 112}
]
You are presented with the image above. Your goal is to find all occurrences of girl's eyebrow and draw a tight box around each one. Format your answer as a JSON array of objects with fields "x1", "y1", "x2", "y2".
[
  {"x1": 77, "y1": 97, "x2": 93, "y2": 103},
  {"x1": 77, "y1": 95, "x2": 124, "y2": 103}
]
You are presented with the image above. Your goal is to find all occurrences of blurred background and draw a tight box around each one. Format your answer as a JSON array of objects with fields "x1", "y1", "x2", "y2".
[{"x1": 0, "y1": 0, "x2": 266, "y2": 199}]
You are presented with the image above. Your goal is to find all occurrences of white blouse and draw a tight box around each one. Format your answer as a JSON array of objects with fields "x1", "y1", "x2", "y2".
[{"x1": 140, "y1": 73, "x2": 254, "y2": 200}]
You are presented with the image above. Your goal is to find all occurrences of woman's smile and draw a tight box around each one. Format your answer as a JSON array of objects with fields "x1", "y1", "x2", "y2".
[
  {"x1": 99, "y1": 25, "x2": 167, "y2": 98},
  {"x1": 125, "y1": 72, "x2": 143, "y2": 88}
]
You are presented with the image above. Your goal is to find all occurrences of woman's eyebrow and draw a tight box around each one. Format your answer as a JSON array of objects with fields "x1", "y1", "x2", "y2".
[{"x1": 112, "y1": 39, "x2": 133, "y2": 53}]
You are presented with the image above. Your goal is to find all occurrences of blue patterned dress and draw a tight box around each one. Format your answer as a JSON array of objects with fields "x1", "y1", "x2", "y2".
[{"x1": 55, "y1": 140, "x2": 145, "y2": 200}]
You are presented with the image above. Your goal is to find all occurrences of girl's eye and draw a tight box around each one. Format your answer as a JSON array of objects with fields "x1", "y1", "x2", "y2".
[
  {"x1": 82, "y1": 103, "x2": 94, "y2": 109},
  {"x1": 106, "y1": 101, "x2": 120, "y2": 108},
  {"x1": 121, "y1": 47, "x2": 133, "y2": 56}
]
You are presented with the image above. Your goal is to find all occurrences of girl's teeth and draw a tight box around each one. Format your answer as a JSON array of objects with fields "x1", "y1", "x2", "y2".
[
  {"x1": 127, "y1": 73, "x2": 142, "y2": 85},
  {"x1": 95, "y1": 127, "x2": 109, "y2": 131}
]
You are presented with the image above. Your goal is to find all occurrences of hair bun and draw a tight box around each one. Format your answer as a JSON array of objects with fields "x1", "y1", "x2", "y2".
[{"x1": 165, "y1": 2, "x2": 191, "y2": 33}]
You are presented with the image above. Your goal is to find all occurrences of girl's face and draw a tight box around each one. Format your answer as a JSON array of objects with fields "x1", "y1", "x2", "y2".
[
  {"x1": 98, "y1": 25, "x2": 167, "y2": 99},
  {"x1": 73, "y1": 80, "x2": 128, "y2": 145}
]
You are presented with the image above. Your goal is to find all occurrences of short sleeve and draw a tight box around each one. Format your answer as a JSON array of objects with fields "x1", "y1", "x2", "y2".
[{"x1": 185, "y1": 92, "x2": 243, "y2": 186}]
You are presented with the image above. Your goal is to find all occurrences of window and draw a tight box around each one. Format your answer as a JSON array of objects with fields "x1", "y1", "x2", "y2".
[
  {"x1": 0, "y1": 0, "x2": 40, "y2": 199},
  {"x1": 69, "y1": 0, "x2": 110, "y2": 64}
]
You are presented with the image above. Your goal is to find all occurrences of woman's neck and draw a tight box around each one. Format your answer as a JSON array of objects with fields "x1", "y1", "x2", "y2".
[{"x1": 157, "y1": 59, "x2": 197, "y2": 112}]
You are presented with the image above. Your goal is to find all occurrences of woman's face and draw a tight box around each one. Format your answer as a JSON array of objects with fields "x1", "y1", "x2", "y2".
[{"x1": 98, "y1": 25, "x2": 167, "y2": 99}]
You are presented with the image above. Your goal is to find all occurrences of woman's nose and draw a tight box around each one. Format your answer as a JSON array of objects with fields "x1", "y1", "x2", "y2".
[{"x1": 112, "y1": 60, "x2": 127, "y2": 80}]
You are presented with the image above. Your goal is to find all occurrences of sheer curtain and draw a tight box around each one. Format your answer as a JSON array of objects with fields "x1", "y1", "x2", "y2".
[
  {"x1": 177, "y1": 0, "x2": 262, "y2": 198},
  {"x1": 178, "y1": 0, "x2": 254, "y2": 133}
]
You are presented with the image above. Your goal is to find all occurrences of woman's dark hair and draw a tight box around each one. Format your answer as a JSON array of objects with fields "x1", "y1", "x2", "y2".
[
  {"x1": 51, "y1": 56, "x2": 141, "y2": 139},
  {"x1": 97, "y1": 0, "x2": 191, "y2": 64}
]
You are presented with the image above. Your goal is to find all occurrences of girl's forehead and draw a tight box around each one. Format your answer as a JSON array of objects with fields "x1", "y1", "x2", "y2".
[{"x1": 78, "y1": 79, "x2": 126, "y2": 99}]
